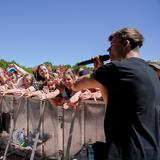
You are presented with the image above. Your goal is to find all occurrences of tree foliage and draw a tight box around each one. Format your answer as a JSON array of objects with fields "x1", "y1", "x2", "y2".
[
  {"x1": 0, "y1": 59, "x2": 32, "y2": 73},
  {"x1": 0, "y1": 59, "x2": 93, "y2": 73}
]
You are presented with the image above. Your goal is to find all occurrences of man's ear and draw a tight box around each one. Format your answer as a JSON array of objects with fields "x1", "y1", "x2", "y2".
[
  {"x1": 123, "y1": 40, "x2": 129, "y2": 47},
  {"x1": 123, "y1": 40, "x2": 132, "y2": 51}
]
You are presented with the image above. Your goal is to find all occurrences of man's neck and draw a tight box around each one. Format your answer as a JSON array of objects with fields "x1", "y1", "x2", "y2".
[{"x1": 126, "y1": 46, "x2": 140, "y2": 59}]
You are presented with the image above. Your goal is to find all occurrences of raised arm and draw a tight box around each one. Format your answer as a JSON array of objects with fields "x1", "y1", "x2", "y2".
[{"x1": 71, "y1": 74, "x2": 108, "y2": 105}]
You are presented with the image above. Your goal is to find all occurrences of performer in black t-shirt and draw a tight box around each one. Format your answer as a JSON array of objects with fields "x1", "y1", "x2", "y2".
[{"x1": 70, "y1": 27, "x2": 160, "y2": 160}]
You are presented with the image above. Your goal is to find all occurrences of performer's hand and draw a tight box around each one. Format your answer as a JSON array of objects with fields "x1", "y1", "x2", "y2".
[{"x1": 92, "y1": 56, "x2": 104, "y2": 70}]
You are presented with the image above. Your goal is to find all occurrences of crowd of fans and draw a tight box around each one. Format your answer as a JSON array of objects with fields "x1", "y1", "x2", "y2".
[{"x1": 0, "y1": 63, "x2": 102, "y2": 109}]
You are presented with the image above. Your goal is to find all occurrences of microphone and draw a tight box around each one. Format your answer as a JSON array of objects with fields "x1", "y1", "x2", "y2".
[{"x1": 76, "y1": 54, "x2": 110, "y2": 66}]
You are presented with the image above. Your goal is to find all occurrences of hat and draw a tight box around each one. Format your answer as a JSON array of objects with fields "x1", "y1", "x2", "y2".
[
  {"x1": 7, "y1": 67, "x2": 17, "y2": 73},
  {"x1": 148, "y1": 60, "x2": 160, "y2": 70}
]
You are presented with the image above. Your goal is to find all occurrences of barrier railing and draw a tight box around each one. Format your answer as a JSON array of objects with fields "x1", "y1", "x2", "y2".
[{"x1": 0, "y1": 95, "x2": 105, "y2": 159}]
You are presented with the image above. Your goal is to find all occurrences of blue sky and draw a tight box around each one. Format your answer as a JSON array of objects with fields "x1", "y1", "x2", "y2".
[{"x1": 0, "y1": 0, "x2": 160, "y2": 67}]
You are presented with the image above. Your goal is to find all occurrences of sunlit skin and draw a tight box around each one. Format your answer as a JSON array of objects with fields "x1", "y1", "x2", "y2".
[
  {"x1": 22, "y1": 75, "x2": 33, "y2": 89},
  {"x1": 107, "y1": 37, "x2": 127, "y2": 61},
  {"x1": 70, "y1": 35, "x2": 139, "y2": 106},
  {"x1": 0, "y1": 69, "x2": 8, "y2": 84},
  {"x1": 38, "y1": 65, "x2": 50, "y2": 79},
  {"x1": 62, "y1": 74, "x2": 74, "y2": 90},
  {"x1": 46, "y1": 80, "x2": 56, "y2": 92}
]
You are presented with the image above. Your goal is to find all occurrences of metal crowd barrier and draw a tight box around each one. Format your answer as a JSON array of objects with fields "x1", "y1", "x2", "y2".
[{"x1": 0, "y1": 95, "x2": 106, "y2": 160}]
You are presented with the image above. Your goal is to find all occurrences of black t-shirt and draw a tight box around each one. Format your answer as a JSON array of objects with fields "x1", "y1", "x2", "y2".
[{"x1": 92, "y1": 58, "x2": 160, "y2": 160}]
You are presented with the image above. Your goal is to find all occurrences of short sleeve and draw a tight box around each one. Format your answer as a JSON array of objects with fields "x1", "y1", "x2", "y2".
[{"x1": 91, "y1": 62, "x2": 119, "y2": 88}]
